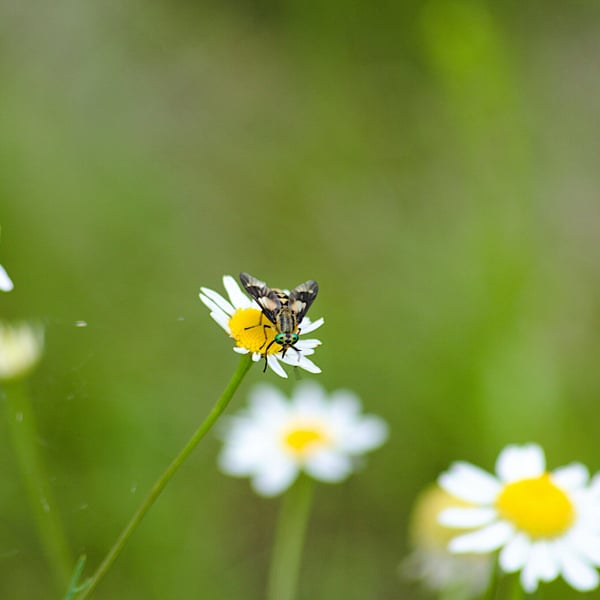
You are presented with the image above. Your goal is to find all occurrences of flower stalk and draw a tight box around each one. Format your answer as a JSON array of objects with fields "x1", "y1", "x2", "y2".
[
  {"x1": 480, "y1": 561, "x2": 499, "y2": 600},
  {"x1": 266, "y1": 475, "x2": 315, "y2": 600},
  {"x1": 3, "y1": 379, "x2": 72, "y2": 590},
  {"x1": 76, "y1": 353, "x2": 253, "y2": 599},
  {"x1": 508, "y1": 573, "x2": 526, "y2": 600}
]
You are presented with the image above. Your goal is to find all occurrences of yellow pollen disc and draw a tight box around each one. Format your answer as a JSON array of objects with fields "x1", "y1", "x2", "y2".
[
  {"x1": 495, "y1": 473, "x2": 575, "y2": 539},
  {"x1": 283, "y1": 426, "x2": 329, "y2": 456},
  {"x1": 228, "y1": 309, "x2": 279, "y2": 354}
]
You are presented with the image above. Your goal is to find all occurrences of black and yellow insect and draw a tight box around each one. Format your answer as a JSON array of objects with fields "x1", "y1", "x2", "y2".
[{"x1": 239, "y1": 272, "x2": 319, "y2": 370}]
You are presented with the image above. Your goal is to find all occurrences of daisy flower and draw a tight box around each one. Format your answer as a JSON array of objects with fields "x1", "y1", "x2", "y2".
[
  {"x1": 199, "y1": 275, "x2": 324, "y2": 378},
  {"x1": 0, "y1": 263, "x2": 13, "y2": 292},
  {"x1": 438, "y1": 443, "x2": 600, "y2": 593},
  {"x1": 0, "y1": 322, "x2": 44, "y2": 381},
  {"x1": 218, "y1": 381, "x2": 388, "y2": 496},
  {"x1": 402, "y1": 484, "x2": 493, "y2": 597}
]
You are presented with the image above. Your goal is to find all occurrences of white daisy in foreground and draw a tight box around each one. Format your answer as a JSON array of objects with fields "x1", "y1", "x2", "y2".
[
  {"x1": 0, "y1": 322, "x2": 44, "y2": 381},
  {"x1": 218, "y1": 381, "x2": 388, "y2": 496},
  {"x1": 439, "y1": 443, "x2": 600, "y2": 593},
  {"x1": 0, "y1": 264, "x2": 13, "y2": 292},
  {"x1": 199, "y1": 275, "x2": 324, "y2": 378},
  {"x1": 402, "y1": 484, "x2": 493, "y2": 597}
]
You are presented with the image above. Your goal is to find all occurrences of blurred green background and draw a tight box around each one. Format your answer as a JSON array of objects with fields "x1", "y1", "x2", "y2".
[{"x1": 2, "y1": 0, "x2": 600, "y2": 598}]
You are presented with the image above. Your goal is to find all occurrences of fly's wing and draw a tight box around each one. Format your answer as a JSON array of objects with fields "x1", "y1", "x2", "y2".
[
  {"x1": 239, "y1": 272, "x2": 281, "y2": 325},
  {"x1": 288, "y1": 280, "x2": 319, "y2": 322}
]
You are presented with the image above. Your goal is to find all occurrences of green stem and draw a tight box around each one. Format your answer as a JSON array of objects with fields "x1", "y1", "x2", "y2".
[
  {"x1": 3, "y1": 379, "x2": 72, "y2": 589},
  {"x1": 63, "y1": 555, "x2": 87, "y2": 600},
  {"x1": 266, "y1": 475, "x2": 315, "y2": 600},
  {"x1": 480, "y1": 559, "x2": 499, "y2": 600},
  {"x1": 506, "y1": 573, "x2": 525, "y2": 600},
  {"x1": 77, "y1": 353, "x2": 253, "y2": 599}
]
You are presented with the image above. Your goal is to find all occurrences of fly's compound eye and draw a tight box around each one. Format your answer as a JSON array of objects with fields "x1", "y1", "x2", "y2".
[
  {"x1": 290, "y1": 333, "x2": 299, "y2": 343},
  {"x1": 275, "y1": 333, "x2": 286, "y2": 344}
]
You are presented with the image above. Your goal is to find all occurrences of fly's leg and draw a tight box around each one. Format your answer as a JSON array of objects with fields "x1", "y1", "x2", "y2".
[
  {"x1": 261, "y1": 336, "x2": 278, "y2": 372},
  {"x1": 244, "y1": 312, "x2": 272, "y2": 350},
  {"x1": 261, "y1": 337, "x2": 284, "y2": 372},
  {"x1": 264, "y1": 338, "x2": 277, "y2": 355}
]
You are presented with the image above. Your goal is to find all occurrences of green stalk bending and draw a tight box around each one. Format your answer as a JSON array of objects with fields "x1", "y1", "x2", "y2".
[
  {"x1": 77, "y1": 353, "x2": 253, "y2": 599},
  {"x1": 3, "y1": 379, "x2": 72, "y2": 590},
  {"x1": 266, "y1": 475, "x2": 315, "y2": 600}
]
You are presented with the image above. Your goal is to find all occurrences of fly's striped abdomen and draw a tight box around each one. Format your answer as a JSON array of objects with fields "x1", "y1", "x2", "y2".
[{"x1": 276, "y1": 308, "x2": 298, "y2": 335}]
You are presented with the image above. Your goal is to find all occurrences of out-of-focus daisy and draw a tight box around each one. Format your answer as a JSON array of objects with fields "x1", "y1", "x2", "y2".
[
  {"x1": 402, "y1": 484, "x2": 493, "y2": 598},
  {"x1": 439, "y1": 443, "x2": 600, "y2": 593},
  {"x1": 218, "y1": 381, "x2": 388, "y2": 496},
  {"x1": 199, "y1": 275, "x2": 323, "y2": 378},
  {"x1": 0, "y1": 264, "x2": 13, "y2": 292},
  {"x1": 0, "y1": 322, "x2": 44, "y2": 381}
]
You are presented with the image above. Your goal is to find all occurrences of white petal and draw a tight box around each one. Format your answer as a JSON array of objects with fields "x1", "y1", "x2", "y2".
[
  {"x1": 247, "y1": 382, "x2": 287, "y2": 407},
  {"x1": 529, "y1": 541, "x2": 560, "y2": 582},
  {"x1": 296, "y1": 355, "x2": 322, "y2": 373},
  {"x1": 266, "y1": 354, "x2": 288, "y2": 378},
  {"x1": 567, "y1": 530, "x2": 600, "y2": 565},
  {"x1": 448, "y1": 521, "x2": 514, "y2": 554},
  {"x1": 199, "y1": 287, "x2": 235, "y2": 315},
  {"x1": 439, "y1": 462, "x2": 501, "y2": 504},
  {"x1": 300, "y1": 317, "x2": 324, "y2": 334},
  {"x1": 500, "y1": 533, "x2": 531, "y2": 572},
  {"x1": 233, "y1": 346, "x2": 249, "y2": 354},
  {"x1": 281, "y1": 352, "x2": 321, "y2": 374},
  {"x1": 218, "y1": 424, "x2": 278, "y2": 474},
  {"x1": 0, "y1": 264, "x2": 13, "y2": 292},
  {"x1": 552, "y1": 463, "x2": 589, "y2": 491},
  {"x1": 199, "y1": 293, "x2": 233, "y2": 330},
  {"x1": 247, "y1": 384, "x2": 290, "y2": 424},
  {"x1": 327, "y1": 390, "x2": 365, "y2": 434},
  {"x1": 252, "y1": 458, "x2": 298, "y2": 497},
  {"x1": 210, "y1": 310, "x2": 232, "y2": 333},
  {"x1": 304, "y1": 450, "x2": 352, "y2": 482},
  {"x1": 292, "y1": 346, "x2": 315, "y2": 357},
  {"x1": 291, "y1": 380, "x2": 327, "y2": 407},
  {"x1": 521, "y1": 559, "x2": 540, "y2": 592},
  {"x1": 289, "y1": 381, "x2": 329, "y2": 422},
  {"x1": 438, "y1": 507, "x2": 497, "y2": 528},
  {"x1": 329, "y1": 390, "x2": 361, "y2": 421},
  {"x1": 198, "y1": 292, "x2": 223, "y2": 314},
  {"x1": 280, "y1": 349, "x2": 307, "y2": 368},
  {"x1": 295, "y1": 338, "x2": 322, "y2": 351},
  {"x1": 560, "y1": 552, "x2": 600, "y2": 591},
  {"x1": 219, "y1": 441, "x2": 263, "y2": 475},
  {"x1": 341, "y1": 416, "x2": 388, "y2": 454},
  {"x1": 496, "y1": 444, "x2": 545, "y2": 483},
  {"x1": 223, "y1": 275, "x2": 254, "y2": 309}
]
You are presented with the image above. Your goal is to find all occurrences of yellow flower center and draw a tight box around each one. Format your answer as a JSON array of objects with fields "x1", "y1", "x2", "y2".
[
  {"x1": 282, "y1": 424, "x2": 329, "y2": 457},
  {"x1": 228, "y1": 309, "x2": 279, "y2": 354},
  {"x1": 495, "y1": 473, "x2": 575, "y2": 539}
]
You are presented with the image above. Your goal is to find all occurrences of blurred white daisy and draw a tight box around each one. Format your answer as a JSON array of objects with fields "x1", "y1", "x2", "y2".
[
  {"x1": 402, "y1": 484, "x2": 493, "y2": 598},
  {"x1": 199, "y1": 275, "x2": 323, "y2": 378},
  {"x1": 218, "y1": 381, "x2": 388, "y2": 496},
  {"x1": 0, "y1": 322, "x2": 44, "y2": 381},
  {"x1": 439, "y1": 443, "x2": 600, "y2": 593},
  {"x1": 0, "y1": 264, "x2": 13, "y2": 292}
]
